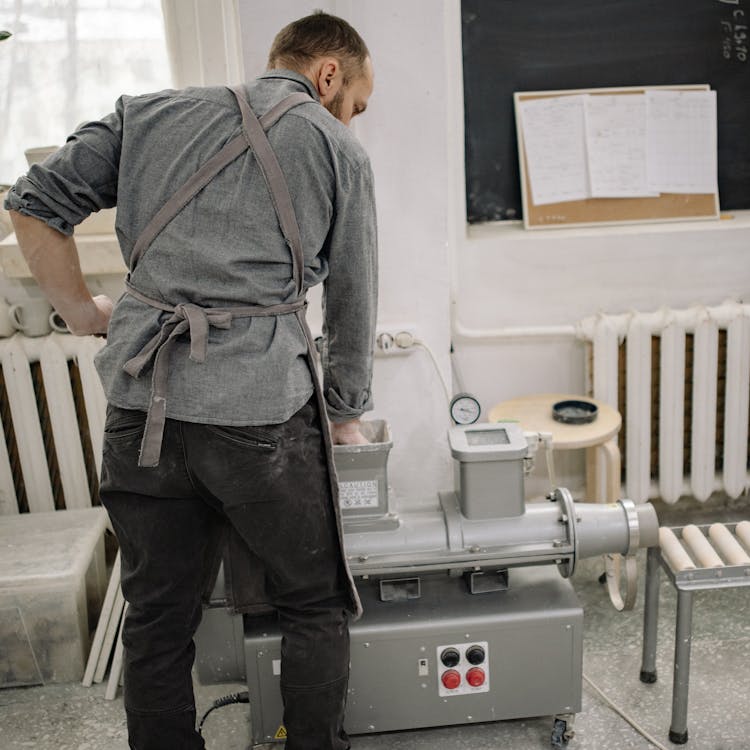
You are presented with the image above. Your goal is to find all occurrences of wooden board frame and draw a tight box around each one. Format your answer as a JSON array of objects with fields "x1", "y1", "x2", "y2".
[{"x1": 514, "y1": 85, "x2": 720, "y2": 230}]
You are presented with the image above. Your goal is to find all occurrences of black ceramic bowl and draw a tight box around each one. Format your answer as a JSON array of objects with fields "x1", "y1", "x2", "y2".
[{"x1": 552, "y1": 399, "x2": 598, "y2": 425}]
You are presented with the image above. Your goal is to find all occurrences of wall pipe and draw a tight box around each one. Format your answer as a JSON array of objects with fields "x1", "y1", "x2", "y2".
[{"x1": 452, "y1": 317, "x2": 578, "y2": 342}]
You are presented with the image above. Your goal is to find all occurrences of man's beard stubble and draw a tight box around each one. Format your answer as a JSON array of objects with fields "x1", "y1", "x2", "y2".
[{"x1": 324, "y1": 88, "x2": 345, "y2": 121}]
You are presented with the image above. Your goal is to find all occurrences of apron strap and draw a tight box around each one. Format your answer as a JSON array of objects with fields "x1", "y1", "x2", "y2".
[
  {"x1": 130, "y1": 135, "x2": 247, "y2": 270},
  {"x1": 230, "y1": 85, "x2": 308, "y2": 298},
  {"x1": 129, "y1": 89, "x2": 313, "y2": 282},
  {"x1": 259, "y1": 91, "x2": 313, "y2": 130}
]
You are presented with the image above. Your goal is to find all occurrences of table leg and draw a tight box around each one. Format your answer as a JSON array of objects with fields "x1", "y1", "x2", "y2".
[
  {"x1": 586, "y1": 445, "x2": 598, "y2": 502},
  {"x1": 595, "y1": 440, "x2": 636, "y2": 610},
  {"x1": 640, "y1": 546, "x2": 660, "y2": 683},
  {"x1": 587, "y1": 439, "x2": 621, "y2": 503},
  {"x1": 669, "y1": 589, "x2": 694, "y2": 744},
  {"x1": 600, "y1": 439, "x2": 621, "y2": 503}
]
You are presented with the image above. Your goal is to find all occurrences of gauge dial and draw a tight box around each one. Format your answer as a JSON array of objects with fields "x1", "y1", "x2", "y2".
[{"x1": 450, "y1": 393, "x2": 481, "y2": 425}]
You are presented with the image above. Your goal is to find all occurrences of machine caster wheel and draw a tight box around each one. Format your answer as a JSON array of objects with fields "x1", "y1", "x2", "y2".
[{"x1": 551, "y1": 717, "x2": 574, "y2": 748}]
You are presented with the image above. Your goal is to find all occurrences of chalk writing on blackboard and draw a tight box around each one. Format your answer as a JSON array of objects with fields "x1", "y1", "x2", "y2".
[{"x1": 720, "y1": 0, "x2": 748, "y2": 62}]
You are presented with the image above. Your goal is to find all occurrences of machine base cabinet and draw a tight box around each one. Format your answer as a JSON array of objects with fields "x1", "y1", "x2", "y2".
[
  {"x1": 196, "y1": 422, "x2": 659, "y2": 747},
  {"x1": 243, "y1": 566, "x2": 583, "y2": 745}
]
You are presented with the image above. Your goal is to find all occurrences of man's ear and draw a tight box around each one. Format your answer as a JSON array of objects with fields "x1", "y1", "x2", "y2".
[{"x1": 313, "y1": 58, "x2": 343, "y2": 102}]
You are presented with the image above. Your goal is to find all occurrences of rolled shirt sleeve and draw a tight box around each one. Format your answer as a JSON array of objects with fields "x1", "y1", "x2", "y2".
[
  {"x1": 321, "y1": 156, "x2": 378, "y2": 423},
  {"x1": 3, "y1": 98, "x2": 124, "y2": 234}
]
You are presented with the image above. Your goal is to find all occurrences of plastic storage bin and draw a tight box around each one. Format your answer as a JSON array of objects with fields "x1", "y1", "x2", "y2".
[{"x1": 0, "y1": 508, "x2": 108, "y2": 685}]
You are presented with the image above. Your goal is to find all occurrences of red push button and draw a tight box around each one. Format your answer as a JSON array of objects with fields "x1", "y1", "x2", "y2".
[
  {"x1": 441, "y1": 669, "x2": 461, "y2": 689},
  {"x1": 466, "y1": 667, "x2": 486, "y2": 687}
]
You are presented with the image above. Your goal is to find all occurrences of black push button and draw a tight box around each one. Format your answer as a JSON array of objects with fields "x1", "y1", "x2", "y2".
[
  {"x1": 466, "y1": 645, "x2": 485, "y2": 665},
  {"x1": 440, "y1": 648, "x2": 461, "y2": 667}
]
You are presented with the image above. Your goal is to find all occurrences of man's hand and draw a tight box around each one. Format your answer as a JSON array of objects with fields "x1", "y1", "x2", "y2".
[
  {"x1": 63, "y1": 294, "x2": 114, "y2": 336},
  {"x1": 331, "y1": 419, "x2": 369, "y2": 445}
]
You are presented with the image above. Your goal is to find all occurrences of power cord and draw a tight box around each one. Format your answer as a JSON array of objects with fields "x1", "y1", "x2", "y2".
[
  {"x1": 197, "y1": 679, "x2": 666, "y2": 747},
  {"x1": 449, "y1": 342, "x2": 467, "y2": 395},
  {"x1": 197, "y1": 691, "x2": 250, "y2": 736},
  {"x1": 582, "y1": 673, "x2": 671, "y2": 750},
  {"x1": 193, "y1": 645, "x2": 664, "y2": 747},
  {"x1": 410, "y1": 336, "x2": 452, "y2": 406}
]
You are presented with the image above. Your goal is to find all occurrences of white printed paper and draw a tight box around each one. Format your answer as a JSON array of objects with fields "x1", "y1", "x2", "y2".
[
  {"x1": 585, "y1": 95, "x2": 656, "y2": 198},
  {"x1": 646, "y1": 90, "x2": 718, "y2": 194},
  {"x1": 518, "y1": 95, "x2": 590, "y2": 205}
]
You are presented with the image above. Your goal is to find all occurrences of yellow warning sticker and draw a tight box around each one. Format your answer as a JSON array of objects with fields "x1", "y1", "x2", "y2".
[{"x1": 274, "y1": 725, "x2": 287, "y2": 739}]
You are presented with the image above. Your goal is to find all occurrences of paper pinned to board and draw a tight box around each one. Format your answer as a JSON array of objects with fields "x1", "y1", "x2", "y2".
[
  {"x1": 646, "y1": 90, "x2": 718, "y2": 194},
  {"x1": 585, "y1": 95, "x2": 657, "y2": 198},
  {"x1": 518, "y1": 89, "x2": 717, "y2": 205},
  {"x1": 518, "y1": 95, "x2": 590, "y2": 206}
]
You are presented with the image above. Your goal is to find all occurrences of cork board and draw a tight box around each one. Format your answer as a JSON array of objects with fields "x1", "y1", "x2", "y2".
[{"x1": 514, "y1": 85, "x2": 720, "y2": 230}]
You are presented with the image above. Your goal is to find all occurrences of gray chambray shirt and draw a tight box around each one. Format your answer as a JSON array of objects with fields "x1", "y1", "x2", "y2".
[{"x1": 5, "y1": 71, "x2": 378, "y2": 426}]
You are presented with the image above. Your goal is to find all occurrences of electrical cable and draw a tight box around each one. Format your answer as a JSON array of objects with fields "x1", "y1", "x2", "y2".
[
  {"x1": 197, "y1": 691, "x2": 250, "y2": 736},
  {"x1": 449, "y1": 342, "x2": 467, "y2": 394},
  {"x1": 413, "y1": 338, "x2": 452, "y2": 406},
  {"x1": 196, "y1": 675, "x2": 665, "y2": 747},
  {"x1": 582, "y1": 673, "x2": 671, "y2": 750}
]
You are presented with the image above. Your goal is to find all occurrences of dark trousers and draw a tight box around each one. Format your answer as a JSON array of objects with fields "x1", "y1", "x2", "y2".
[{"x1": 100, "y1": 397, "x2": 351, "y2": 750}]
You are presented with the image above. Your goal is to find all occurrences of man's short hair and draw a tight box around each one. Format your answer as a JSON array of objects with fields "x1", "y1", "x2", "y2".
[{"x1": 268, "y1": 11, "x2": 369, "y2": 83}]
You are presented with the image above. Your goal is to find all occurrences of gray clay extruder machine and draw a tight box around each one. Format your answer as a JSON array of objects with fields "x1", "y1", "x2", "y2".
[{"x1": 195, "y1": 421, "x2": 658, "y2": 748}]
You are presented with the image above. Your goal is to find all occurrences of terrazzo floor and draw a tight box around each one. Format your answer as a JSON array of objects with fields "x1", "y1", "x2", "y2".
[{"x1": 2, "y1": 505, "x2": 750, "y2": 750}]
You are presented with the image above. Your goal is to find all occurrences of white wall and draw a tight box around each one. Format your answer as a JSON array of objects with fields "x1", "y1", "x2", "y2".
[{"x1": 454, "y1": 215, "x2": 750, "y2": 412}]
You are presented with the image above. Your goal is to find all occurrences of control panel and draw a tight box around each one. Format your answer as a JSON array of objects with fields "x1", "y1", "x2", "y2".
[{"x1": 436, "y1": 640, "x2": 490, "y2": 697}]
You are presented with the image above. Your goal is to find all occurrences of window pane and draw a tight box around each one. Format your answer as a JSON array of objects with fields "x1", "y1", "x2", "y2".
[{"x1": 0, "y1": 0, "x2": 172, "y2": 186}]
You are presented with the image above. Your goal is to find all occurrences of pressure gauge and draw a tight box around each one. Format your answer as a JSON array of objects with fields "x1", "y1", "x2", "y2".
[{"x1": 449, "y1": 392, "x2": 481, "y2": 425}]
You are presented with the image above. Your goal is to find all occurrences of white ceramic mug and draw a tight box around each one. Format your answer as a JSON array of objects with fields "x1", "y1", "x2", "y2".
[
  {"x1": 49, "y1": 310, "x2": 70, "y2": 334},
  {"x1": 0, "y1": 298, "x2": 15, "y2": 338},
  {"x1": 24, "y1": 146, "x2": 59, "y2": 167},
  {"x1": 9, "y1": 299, "x2": 53, "y2": 337}
]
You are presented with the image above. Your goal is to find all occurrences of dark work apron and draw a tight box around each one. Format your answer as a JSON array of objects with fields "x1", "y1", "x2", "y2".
[{"x1": 119, "y1": 85, "x2": 362, "y2": 619}]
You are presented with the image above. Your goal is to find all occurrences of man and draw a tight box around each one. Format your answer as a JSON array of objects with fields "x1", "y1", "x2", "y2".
[{"x1": 5, "y1": 11, "x2": 376, "y2": 750}]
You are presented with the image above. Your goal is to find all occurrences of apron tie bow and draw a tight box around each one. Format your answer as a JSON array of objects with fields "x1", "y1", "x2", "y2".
[
  {"x1": 121, "y1": 282, "x2": 305, "y2": 468},
  {"x1": 175, "y1": 302, "x2": 232, "y2": 363},
  {"x1": 122, "y1": 300, "x2": 234, "y2": 467}
]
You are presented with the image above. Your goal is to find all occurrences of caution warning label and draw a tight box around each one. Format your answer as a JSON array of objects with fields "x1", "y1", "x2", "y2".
[{"x1": 274, "y1": 725, "x2": 287, "y2": 739}]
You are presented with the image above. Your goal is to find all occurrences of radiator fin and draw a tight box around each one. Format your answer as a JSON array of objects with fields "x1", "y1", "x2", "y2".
[
  {"x1": 0, "y1": 335, "x2": 105, "y2": 514},
  {"x1": 580, "y1": 303, "x2": 750, "y2": 504},
  {"x1": 0, "y1": 365, "x2": 24, "y2": 513}
]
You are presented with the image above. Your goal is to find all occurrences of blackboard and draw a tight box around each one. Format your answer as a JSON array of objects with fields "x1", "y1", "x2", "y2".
[{"x1": 462, "y1": 0, "x2": 750, "y2": 224}]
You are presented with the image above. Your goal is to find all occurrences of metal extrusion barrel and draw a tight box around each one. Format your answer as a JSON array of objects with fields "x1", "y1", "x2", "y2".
[{"x1": 344, "y1": 491, "x2": 658, "y2": 577}]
